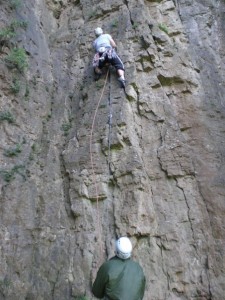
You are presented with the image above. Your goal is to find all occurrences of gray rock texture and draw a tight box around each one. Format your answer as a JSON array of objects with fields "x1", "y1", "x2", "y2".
[{"x1": 0, "y1": 0, "x2": 225, "y2": 299}]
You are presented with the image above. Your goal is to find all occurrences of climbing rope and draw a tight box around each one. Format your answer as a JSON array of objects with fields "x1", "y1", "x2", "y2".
[
  {"x1": 89, "y1": 68, "x2": 110, "y2": 257},
  {"x1": 107, "y1": 69, "x2": 113, "y2": 175}
]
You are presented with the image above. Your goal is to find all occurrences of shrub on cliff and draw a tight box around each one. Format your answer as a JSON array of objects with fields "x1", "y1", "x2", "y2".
[{"x1": 5, "y1": 47, "x2": 28, "y2": 72}]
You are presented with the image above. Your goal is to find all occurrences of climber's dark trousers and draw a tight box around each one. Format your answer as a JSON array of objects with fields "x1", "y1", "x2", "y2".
[{"x1": 98, "y1": 52, "x2": 124, "y2": 72}]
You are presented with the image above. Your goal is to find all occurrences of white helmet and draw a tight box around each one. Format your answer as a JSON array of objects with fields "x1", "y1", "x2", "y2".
[
  {"x1": 115, "y1": 237, "x2": 132, "y2": 260},
  {"x1": 95, "y1": 27, "x2": 103, "y2": 36}
]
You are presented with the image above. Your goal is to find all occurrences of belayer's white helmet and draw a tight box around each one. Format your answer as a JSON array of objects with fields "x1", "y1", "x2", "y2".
[
  {"x1": 115, "y1": 237, "x2": 132, "y2": 260},
  {"x1": 95, "y1": 27, "x2": 103, "y2": 36}
]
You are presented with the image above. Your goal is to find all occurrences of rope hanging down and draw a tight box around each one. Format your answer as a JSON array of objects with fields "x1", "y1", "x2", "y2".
[
  {"x1": 107, "y1": 69, "x2": 113, "y2": 175},
  {"x1": 89, "y1": 69, "x2": 110, "y2": 256}
]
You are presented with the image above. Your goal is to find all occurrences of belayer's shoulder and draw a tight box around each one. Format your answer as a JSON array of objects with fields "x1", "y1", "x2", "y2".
[{"x1": 109, "y1": 256, "x2": 118, "y2": 262}]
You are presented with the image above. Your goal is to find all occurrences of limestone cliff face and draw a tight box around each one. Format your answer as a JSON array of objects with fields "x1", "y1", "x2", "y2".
[{"x1": 0, "y1": 0, "x2": 225, "y2": 299}]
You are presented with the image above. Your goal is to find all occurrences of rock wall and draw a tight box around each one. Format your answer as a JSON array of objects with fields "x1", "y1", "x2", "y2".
[{"x1": 0, "y1": 0, "x2": 225, "y2": 299}]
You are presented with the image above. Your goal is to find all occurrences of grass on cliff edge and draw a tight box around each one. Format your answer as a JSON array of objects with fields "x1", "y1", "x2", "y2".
[
  {"x1": 0, "y1": 165, "x2": 26, "y2": 183},
  {"x1": 158, "y1": 23, "x2": 169, "y2": 35},
  {"x1": 0, "y1": 111, "x2": 15, "y2": 123},
  {"x1": 0, "y1": 20, "x2": 28, "y2": 39},
  {"x1": 5, "y1": 47, "x2": 28, "y2": 72},
  {"x1": 10, "y1": 0, "x2": 22, "y2": 9},
  {"x1": 4, "y1": 144, "x2": 22, "y2": 157}
]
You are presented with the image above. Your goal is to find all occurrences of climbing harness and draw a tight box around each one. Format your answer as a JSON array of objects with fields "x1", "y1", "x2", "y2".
[
  {"x1": 89, "y1": 68, "x2": 110, "y2": 257},
  {"x1": 92, "y1": 48, "x2": 116, "y2": 68}
]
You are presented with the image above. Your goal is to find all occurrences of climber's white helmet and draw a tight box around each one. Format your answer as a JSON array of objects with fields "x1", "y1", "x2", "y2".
[
  {"x1": 95, "y1": 27, "x2": 103, "y2": 36},
  {"x1": 115, "y1": 237, "x2": 132, "y2": 260}
]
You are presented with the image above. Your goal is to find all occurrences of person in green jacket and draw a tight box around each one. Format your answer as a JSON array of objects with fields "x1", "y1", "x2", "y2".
[{"x1": 92, "y1": 237, "x2": 146, "y2": 300}]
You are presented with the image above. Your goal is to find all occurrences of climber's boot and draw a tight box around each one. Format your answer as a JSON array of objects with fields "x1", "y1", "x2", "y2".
[{"x1": 118, "y1": 77, "x2": 126, "y2": 89}]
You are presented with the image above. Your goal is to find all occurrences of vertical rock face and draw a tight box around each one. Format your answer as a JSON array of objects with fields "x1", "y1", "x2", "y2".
[{"x1": 0, "y1": 0, "x2": 225, "y2": 299}]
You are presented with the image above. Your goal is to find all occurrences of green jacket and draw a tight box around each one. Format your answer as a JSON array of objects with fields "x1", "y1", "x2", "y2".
[{"x1": 92, "y1": 256, "x2": 146, "y2": 300}]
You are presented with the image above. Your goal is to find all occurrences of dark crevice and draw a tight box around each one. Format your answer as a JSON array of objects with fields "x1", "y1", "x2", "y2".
[
  {"x1": 175, "y1": 179, "x2": 212, "y2": 298},
  {"x1": 175, "y1": 178, "x2": 195, "y2": 242},
  {"x1": 59, "y1": 153, "x2": 75, "y2": 222}
]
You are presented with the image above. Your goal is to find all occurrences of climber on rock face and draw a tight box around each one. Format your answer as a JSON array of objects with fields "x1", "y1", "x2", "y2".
[
  {"x1": 92, "y1": 27, "x2": 126, "y2": 88},
  {"x1": 92, "y1": 237, "x2": 146, "y2": 300}
]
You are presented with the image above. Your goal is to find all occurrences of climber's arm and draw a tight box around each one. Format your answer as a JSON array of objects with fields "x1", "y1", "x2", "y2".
[{"x1": 109, "y1": 37, "x2": 117, "y2": 49}]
